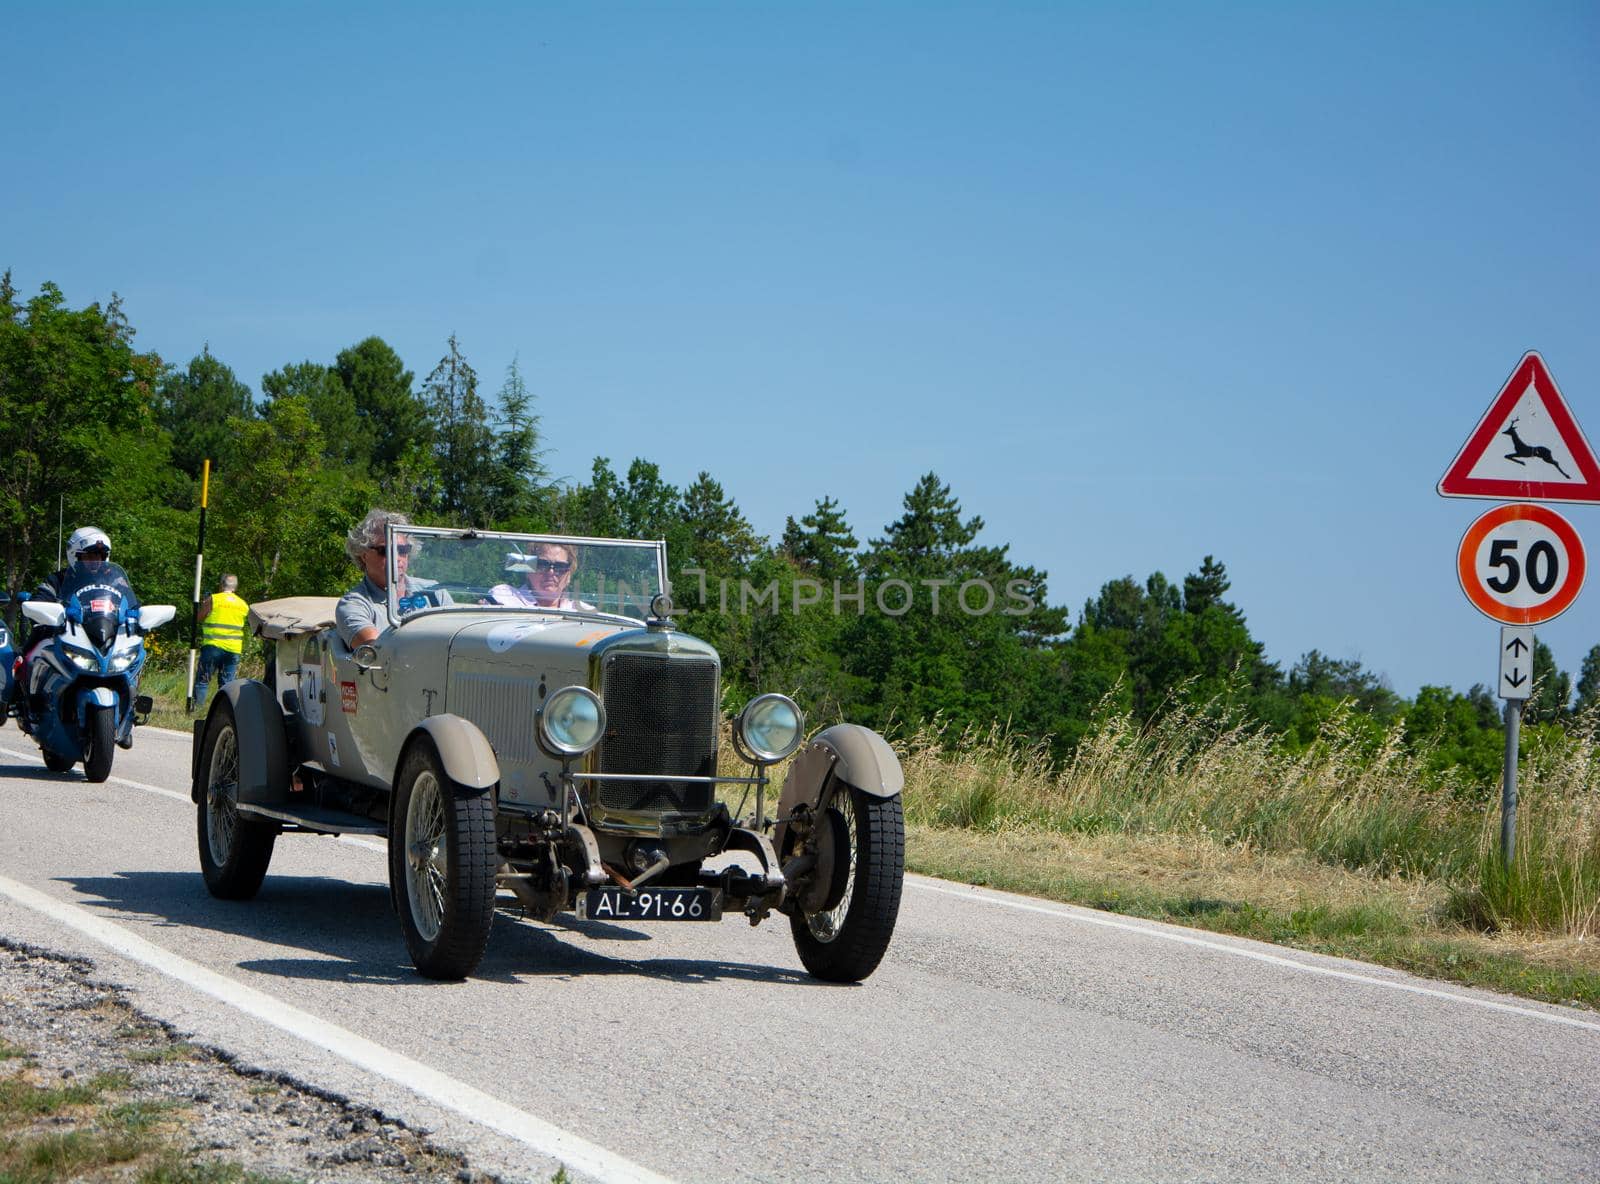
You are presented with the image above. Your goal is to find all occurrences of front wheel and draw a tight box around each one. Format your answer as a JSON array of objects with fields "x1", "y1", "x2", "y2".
[
  {"x1": 83, "y1": 704, "x2": 115, "y2": 783},
  {"x1": 389, "y1": 743, "x2": 497, "y2": 980},
  {"x1": 788, "y1": 785, "x2": 905, "y2": 983},
  {"x1": 197, "y1": 700, "x2": 277, "y2": 899}
]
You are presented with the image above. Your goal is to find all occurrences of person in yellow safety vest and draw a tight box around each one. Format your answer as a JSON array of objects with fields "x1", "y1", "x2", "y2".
[{"x1": 193, "y1": 574, "x2": 248, "y2": 711}]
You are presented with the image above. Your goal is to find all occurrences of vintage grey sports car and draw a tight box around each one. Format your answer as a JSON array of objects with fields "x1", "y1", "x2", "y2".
[{"x1": 190, "y1": 526, "x2": 905, "y2": 981}]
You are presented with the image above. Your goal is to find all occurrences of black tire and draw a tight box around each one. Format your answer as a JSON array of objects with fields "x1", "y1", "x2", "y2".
[
  {"x1": 197, "y1": 700, "x2": 277, "y2": 899},
  {"x1": 83, "y1": 705, "x2": 115, "y2": 783},
  {"x1": 789, "y1": 785, "x2": 905, "y2": 983},
  {"x1": 42, "y1": 750, "x2": 75, "y2": 773},
  {"x1": 389, "y1": 743, "x2": 497, "y2": 980}
]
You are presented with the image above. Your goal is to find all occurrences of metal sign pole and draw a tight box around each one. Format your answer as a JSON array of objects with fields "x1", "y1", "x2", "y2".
[{"x1": 1500, "y1": 698, "x2": 1521, "y2": 866}]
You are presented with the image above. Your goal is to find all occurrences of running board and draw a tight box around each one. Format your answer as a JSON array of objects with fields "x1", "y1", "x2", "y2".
[{"x1": 235, "y1": 802, "x2": 386, "y2": 836}]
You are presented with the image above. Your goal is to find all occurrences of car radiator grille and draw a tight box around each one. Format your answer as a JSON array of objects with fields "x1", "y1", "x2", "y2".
[{"x1": 596, "y1": 654, "x2": 718, "y2": 814}]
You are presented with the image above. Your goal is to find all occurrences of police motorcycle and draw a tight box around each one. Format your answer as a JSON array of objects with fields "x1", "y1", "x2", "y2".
[{"x1": 15, "y1": 562, "x2": 175, "y2": 781}]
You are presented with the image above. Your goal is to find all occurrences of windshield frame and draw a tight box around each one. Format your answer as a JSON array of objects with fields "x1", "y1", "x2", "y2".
[{"x1": 382, "y1": 525, "x2": 668, "y2": 629}]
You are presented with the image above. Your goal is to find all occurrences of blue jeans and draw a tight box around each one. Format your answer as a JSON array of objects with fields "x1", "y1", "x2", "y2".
[{"x1": 193, "y1": 645, "x2": 240, "y2": 711}]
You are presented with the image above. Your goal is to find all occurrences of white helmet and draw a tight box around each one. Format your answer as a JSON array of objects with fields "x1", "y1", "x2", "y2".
[{"x1": 67, "y1": 526, "x2": 111, "y2": 561}]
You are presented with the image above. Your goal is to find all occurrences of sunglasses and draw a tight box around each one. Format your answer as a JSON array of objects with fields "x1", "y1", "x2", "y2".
[
  {"x1": 79, "y1": 547, "x2": 109, "y2": 558},
  {"x1": 531, "y1": 558, "x2": 572, "y2": 574},
  {"x1": 370, "y1": 544, "x2": 413, "y2": 557}
]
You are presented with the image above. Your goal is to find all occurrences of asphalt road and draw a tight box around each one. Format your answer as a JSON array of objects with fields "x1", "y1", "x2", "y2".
[{"x1": 1, "y1": 723, "x2": 1597, "y2": 1183}]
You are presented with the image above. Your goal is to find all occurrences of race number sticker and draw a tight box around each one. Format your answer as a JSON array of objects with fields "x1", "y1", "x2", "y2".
[
  {"x1": 299, "y1": 665, "x2": 324, "y2": 725},
  {"x1": 340, "y1": 681, "x2": 358, "y2": 714},
  {"x1": 486, "y1": 621, "x2": 553, "y2": 653}
]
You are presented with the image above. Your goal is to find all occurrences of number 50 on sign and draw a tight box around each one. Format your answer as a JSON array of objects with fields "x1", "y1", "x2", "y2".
[{"x1": 1457, "y1": 503, "x2": 1587, "y2": 625}]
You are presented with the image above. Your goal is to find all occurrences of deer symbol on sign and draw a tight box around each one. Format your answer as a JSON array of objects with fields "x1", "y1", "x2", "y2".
[{"x1": 1502, "y1": 418, "x2": 1571, "y2": 478}]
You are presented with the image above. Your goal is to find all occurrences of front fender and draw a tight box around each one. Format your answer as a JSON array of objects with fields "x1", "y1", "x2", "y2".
[
  {"x1": 75, "y1": 686, "x2": 116, "y2": 728},
  {"x1": 191, "y1": 680, "x2": 289, "y2": 806},
  {"x1": 406, "y1": 714, "x2": 499, "y2": 791},
  {"x1": 773, "y1": 724, "x2": 903, "y2": 857}
]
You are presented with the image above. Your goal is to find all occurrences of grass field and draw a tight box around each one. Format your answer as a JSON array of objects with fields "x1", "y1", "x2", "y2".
[{"x1": 893, "y1": 699, "x2": 1600, "y2": 1006}]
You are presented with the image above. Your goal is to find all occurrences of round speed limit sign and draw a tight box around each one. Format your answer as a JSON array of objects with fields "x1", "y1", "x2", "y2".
[{"x1": 1456, "y1": 502, "x2": 1587, "y2": 624}]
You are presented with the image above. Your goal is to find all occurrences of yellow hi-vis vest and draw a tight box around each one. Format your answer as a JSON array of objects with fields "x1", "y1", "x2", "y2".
[{"x1": 201, "y1": 591, "x2": 249, "y2": 654}]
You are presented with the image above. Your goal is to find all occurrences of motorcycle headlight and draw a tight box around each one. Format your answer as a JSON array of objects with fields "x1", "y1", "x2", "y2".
[
  {"x1": 538, "y1": 686, "x2": 606, "y2": 759},
  {"x1": 736, "y1": 693, "x2": 804, "y2": 764},
  {"x1": 108, "y1": 651, "x2": 138, "y2": 673},
  {"x1": 66, "y1": 648, "x2": 100, "y2": 673}
]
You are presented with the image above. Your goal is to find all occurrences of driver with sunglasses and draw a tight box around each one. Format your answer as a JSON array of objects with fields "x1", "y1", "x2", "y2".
[
  {"x1": 485, "y1": 542, "x2": 594, "y2": 610},
  {"x1": 336, "y1": 509, "x2": 434, "y2": 647}
]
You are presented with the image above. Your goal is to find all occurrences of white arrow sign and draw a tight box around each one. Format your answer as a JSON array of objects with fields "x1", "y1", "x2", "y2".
[{"x1": 1499, "y1": 626, "x2": 1534, "y2": 701}]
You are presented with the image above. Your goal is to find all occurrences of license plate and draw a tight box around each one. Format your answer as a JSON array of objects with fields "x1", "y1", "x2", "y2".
[{"x1": 580, "y1": 886, "x2": 720, "y2": 922}]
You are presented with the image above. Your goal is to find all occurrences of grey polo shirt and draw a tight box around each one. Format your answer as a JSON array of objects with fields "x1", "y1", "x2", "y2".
[
  {"x1": 335, "y1": 576, "x2": 441, "y2": 647},
  {"x1": 335, "y1": 576, "x2": 393, "y2": 647}
]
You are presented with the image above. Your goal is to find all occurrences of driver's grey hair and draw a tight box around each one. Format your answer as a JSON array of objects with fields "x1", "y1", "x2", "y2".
[{"x1": 345, "y1": 509, "x2": 412, "y2": 566}]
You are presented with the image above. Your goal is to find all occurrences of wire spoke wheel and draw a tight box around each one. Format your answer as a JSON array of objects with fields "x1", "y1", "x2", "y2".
[
  {"x1": 807, "y1": 796, "x2": 859, "y2": 942},
  {"x1": 389, "y1": 743, "x2": 496, "y2": 980},
  {"x1": 196, "y1": 700, "x2": 276, "y2": 899},
  {"x1": 206, "y1": 725, "x2": 240, "y2": 867},
  {"x1": 404, "y1": 770, "x2": 449, "y2": 943},
  {"x1": 789, "y1": 785, "x2": 905, "y2": 983}
]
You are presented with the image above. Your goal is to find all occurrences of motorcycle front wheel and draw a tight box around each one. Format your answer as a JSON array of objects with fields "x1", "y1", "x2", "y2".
[{"x1": 83, "y1": 705, "x2": 115, "y2": 783}]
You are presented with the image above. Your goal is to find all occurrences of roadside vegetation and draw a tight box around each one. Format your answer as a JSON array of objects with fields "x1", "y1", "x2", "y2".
[
  {"x1": 895, "y1": 696, "x2": 1600, "y2": 1007},
  {"x1": 0, "y1": 1039, "x2": 286, "y2": 1184}
]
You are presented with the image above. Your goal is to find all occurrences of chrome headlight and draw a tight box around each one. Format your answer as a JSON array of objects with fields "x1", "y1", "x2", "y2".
[
  {"x1": 538, "y1": 685, "x2": 606, "y2": 759},
  {"x1": 736, "y1": 693, "x2": 804, "y2": 764}
]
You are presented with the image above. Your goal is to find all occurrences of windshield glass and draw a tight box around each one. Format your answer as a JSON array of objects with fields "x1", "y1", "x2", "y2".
[
  {"x1": 59, "y1": 561, "x2": 135, "y2": 609},
  {"x1": 393, "y1": 529, "x2": 666, "y2": 623}
]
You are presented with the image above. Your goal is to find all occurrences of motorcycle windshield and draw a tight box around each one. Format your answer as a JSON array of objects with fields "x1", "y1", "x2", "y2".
[{"x1": 60, "y1": 562, "x2": 134, "y2": 651}]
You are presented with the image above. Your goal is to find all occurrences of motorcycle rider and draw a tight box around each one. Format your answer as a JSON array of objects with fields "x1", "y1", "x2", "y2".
[{"x1": 13, "y1": 527, "x2": 141, "y2": 709}]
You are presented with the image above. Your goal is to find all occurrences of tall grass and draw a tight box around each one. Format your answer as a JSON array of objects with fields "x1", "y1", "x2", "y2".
[{"x1": 898, "y1": 694, "x2": 1600, "y2": 939}]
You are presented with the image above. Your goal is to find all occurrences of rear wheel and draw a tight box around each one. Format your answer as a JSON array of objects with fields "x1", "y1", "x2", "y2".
[
  {"x1": 197, "y1": 700, "x2": 277, "y2": 899},
  {"x1": 83, "y1": 705, "x2": 114, "y2": 783},
  {"x1": 389, "y1": 743, "x2": 497, "y2": 980},
  {"x1": 789, "y1": 786, "x2": 905, "y2": 983}
]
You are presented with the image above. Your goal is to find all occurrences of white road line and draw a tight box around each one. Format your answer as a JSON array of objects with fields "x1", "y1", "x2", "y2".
[
  {"x1": 0, "y1": 873, "x2": 676, "y2": 1184},
  {"x1": 909, "y1": 878, "x2": 1600, "y2": 1033},
  {"x1": 0, "y1": 745, "x2": 191, "y2": 804}
]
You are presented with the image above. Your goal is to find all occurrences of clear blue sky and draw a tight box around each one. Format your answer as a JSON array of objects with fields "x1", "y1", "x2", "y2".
[{"x1": 5, "y1": 1, "x2": 1597, "y2": 698}]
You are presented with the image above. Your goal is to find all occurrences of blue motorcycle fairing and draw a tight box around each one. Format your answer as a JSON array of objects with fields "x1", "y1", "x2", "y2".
[{"x1": 19, "y1": 569, "x2": 149, "y2": 770}]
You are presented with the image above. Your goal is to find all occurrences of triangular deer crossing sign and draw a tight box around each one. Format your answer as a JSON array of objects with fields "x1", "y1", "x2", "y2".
[{"x1": 1439, "y1": 351, "x2": 1600, "y2": 504}]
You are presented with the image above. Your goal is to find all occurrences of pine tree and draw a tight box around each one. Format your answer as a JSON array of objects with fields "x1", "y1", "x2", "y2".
[
  {"x1": 1525, "y1": 639, "x2": 1572, "y2": 724},
  {"x1": 1574, "y1": 644, "x2": 1600, "y2": 716},
  {"x1": 421, "y1": 334, "x2": 495, "y2": 526},
  {"x1": 780, "y1": 495, "x2": 858, "y2": 581},
  {"x1": 485, "y1": 357, "x2": 549, "y2": 526}
]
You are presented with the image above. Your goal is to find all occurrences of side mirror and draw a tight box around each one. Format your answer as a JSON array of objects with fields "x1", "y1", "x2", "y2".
[
  {"x1": 352, "y1": 643, "x2": 384, "y2": 671},
  {"x1": 137, "y1": 605, "x2": 177, "y2": 630},
  {"x1": 21, "y1": 602, "x2": 66, "y2": 628}
]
